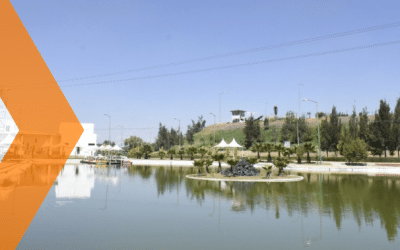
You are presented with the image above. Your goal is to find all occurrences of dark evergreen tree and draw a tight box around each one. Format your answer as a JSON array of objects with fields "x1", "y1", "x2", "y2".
[
  {"x1": 186, "y1": 115, "x2": 206, "y2": 144},
  {"x1": 349, "y1": 106, "x2": 358, "y2": 139},
  {"x1": 155, "y1": 123, "x2": 170, "y2": 150},
  {"x1": 281, "y1": 111, "x2": 296, "y2": 143},
  {"x1": 376, "y1": 100, "x2": 392, "y2": 157},
  {"x1": 274, "y1": 106, "x2": 278, "y2": 118},
  {"x1": 358, "y1": 107, "x2": 369, "y2": 142},
  {"x1": 391, "y1": 98, "x2": 400, "y2": 156},
  {"x1": 263, "y1": 117, "x2": 270, "y2": 130},
  {"x1": 243, "y1": 115, "x2": 261, "y2": 149},
  {"x1": 329, "y1": 106, "x2": 342, "y2": 155},
  {"x1": 320, "y1": 117, "x2": 331, "y2": 156}
]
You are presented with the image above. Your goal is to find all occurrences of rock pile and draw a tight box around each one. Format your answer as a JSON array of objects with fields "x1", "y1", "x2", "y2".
[{"x1": 221, "y1": 158, "x2": 259, "y2": 177}]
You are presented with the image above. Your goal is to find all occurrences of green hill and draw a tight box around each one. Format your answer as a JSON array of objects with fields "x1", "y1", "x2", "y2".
[{"x1": 192, "y1": 115, "x2": 376, "y2": 147}]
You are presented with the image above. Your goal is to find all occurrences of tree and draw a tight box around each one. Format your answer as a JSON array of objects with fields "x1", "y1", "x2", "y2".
[
  {"x1": 193, "y1": 159, "x2": 204, "y2": 175},
  {"x1": 167, "y1": 147, "x2": 176, "y2": 160},
  {"x1": 264, "y1": 117, "x2": 270, "y2": 130},
  {"x1": 124, "y1": 136, "x2": 144, "y2": 150},
  {"x1": 303, "y1": 142, "x2": 316, "y2": 163},
  {"x1": 320, "y1": 117, "x2": 331, "y2": 156},
  {"x1": 295, "y1": 145, "x2": 305, "y2": 164},
  {"x1": 274, "y1": 144, "x2": 285, "y2": 157},
  {"x1": 262, "y1": 166, "x2": 272, "y2": 178},
  {"x1": 103, "y1": 140, "x2": 115, "y2": 146},
  {"x1": 329, "y1": 106, "x2": 342, "y2": 155},
  {"x1": 337, "y1": 126, "x2": 351, "y2": 157},
  {"x1": 177, "y1": 148, "x2": 185, "y2": 160},
  {"x1": 274, "y1": 157, "x2": 289, "y2": 176},
  {"x1": 204, "y1": 159, "x2": 213, "y2": 174},
  {"x1": 349, "y1": 106, "x2": 358, "y2": 139},
  {"x1": 373, "y1": 100, "x2": 392, "y2": 157},
  {"x1": 263, "y1": 143, "x2": 274, "y2": 162},
  {"x1": 186, "y1": 145, "x2": 197, "y2": 160},
  {"x1": 142, "y1": 143, "x2": 153, "y2": 159},
  {"x1": 250, "y1": 141, "x2": 264, "y2": 159},
  {"x1": 274, "y1": 106, "x2": 278, "y2": 118},
  {"x1": 155, "y1": 123, "x2": 170, "y2": 150},
  {"x1": 198, "y1": 146, "x2": 207, "y2": 159},
  {"x1": 342, "y1": 138, "x2": 368, "y2": 164},
  {"x1": 158, "y1": 146, "x2": 166, "y2": 159},
  {"x1": 186, "y1": 115, "x2": 206, "y2": 144},
  {"x1": 243, "y1": 115, "x2": 261, "y2": 149},
  {"x1": 392, "y1": 98, "x2": 400, "y2": 157},
  {"x1": 358, "y1": 107, "x2": 369, "y2": 142},
  {"x1": 368, "y1": 120, "x2": 384, "y2": 157},
  {"x1": 281, "y1": 111, "x2": 296, "y2": 143},
  {"x1": 212, "y1": 153, "x2": 225, "y2": 172}
]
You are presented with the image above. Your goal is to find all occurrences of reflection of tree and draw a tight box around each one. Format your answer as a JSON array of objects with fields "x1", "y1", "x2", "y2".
[{"x1": 130, "y1": 164, "x2": 400, "y2": 240}]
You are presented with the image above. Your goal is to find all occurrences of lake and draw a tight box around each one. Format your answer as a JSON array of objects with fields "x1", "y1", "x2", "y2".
[{"x1": 17, "y1": 164, "x2": 400, "y2": 249}]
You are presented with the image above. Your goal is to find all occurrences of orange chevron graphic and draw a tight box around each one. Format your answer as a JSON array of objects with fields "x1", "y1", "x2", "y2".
[{"x1": 0, "y1": 1, "x2": 83, "y2": 249}]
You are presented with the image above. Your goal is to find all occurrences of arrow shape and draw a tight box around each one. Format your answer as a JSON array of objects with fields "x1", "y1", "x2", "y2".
[{"x1": 0, "y1": 1, "x2": 83, "y2": 248}]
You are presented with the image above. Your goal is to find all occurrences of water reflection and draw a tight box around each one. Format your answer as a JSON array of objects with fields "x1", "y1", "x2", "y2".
[{"x1": 133, "y1": 166, "x2": 400, "y2": 241}]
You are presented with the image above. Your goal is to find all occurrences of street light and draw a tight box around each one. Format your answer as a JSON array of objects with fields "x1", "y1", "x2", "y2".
[
  {"x1": 104, "y1": 114, "x2": 111, "y2": 165},
  {"x1": 219, "y1": 91, "x2": 227, "y2": 124},
  {"x1": 174, "y1": 117, "x2": 181, "y2": 149},
  {"x1": 303, "y1": 98, "x2": 321, "y2": 164},
  {"x1": 297, "y1": 83, "x2": 304, "y2": 145},
  {"x1": 210, "y1": 112, "x2": 216, "y2": 145}
]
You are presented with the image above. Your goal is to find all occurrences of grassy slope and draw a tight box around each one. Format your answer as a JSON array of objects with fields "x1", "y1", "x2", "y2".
[{"x1": 192, "y1": 115, "x2": 375, "y2": 147}]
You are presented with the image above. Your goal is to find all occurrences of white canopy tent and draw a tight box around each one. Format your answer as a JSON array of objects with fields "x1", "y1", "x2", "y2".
[
  {"x1": 214, "y1": 138, "x2": 244, "y2": 158},
  {"x1": 214, "y1": 139, "x2": 229, "y2": 148},
  {"x1": 112, "y1": 145, "x2": 122, "y2": 151}
]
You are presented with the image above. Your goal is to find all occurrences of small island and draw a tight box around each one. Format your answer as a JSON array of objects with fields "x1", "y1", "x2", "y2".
[{"x1": 186, "y1": 158, "x2": 303, "y2": 183}]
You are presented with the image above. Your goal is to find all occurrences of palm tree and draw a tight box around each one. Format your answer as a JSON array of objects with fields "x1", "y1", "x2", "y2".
[
  {"x1": 198, "y1": 146, "x2": 207, "y2": 159},
  {"x1": 274, "y1": 144, "x2": 285, "y2": 157},
  {"x1": 274, "y1": 157, "x2": 289, "y2": 176},
  {"x1": 250, "y1": 141, "x2": 264, "y2": 159},
  {"x1": 193, "y1": 159, "x2": 204, "y2": 175},
  {"x1": 303, "y1": 142, "x2": 316, "y2": 163},
  {"x1": 262, "y1": 166, "x2": 272, "y2": 178},
  {"x1": 212, "y1": 153, "x2": 225, "y2": 172},
  {"x1": 177, "y1": 148, "x2": 185, "y2": 160},
  {"x1": 204, "y1": 158, "x2": 213, "y2": 174},
  {"x1": 263, "y1": 143, "x2": 274, "y2": 162},
  {"x1": 167, "y1": 147, "x2": 176, "y2": 160},
  {"x1": 187, "y1": 146, "x2": 197, "y2": 160}
]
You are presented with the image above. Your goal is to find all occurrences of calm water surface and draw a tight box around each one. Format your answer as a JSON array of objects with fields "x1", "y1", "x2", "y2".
[{"x1": 17, "y1": 164, "x2": 400, "y2": 249}]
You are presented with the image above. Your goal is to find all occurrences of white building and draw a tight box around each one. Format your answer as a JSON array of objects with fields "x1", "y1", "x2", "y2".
[
  {"x1": 71, "y1": 123, "x2": 97, "y2": 157},
  {"x1": 230, "y1": 109, "x2": 246, "y2": 123}
]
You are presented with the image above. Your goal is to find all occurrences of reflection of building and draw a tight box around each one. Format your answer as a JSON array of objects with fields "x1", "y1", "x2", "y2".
[
  {"x1": 55, "y1": 165, "x2": 95, "y2": 199},
  {"x1": 0, "y1": 98, "x2": 18, "y2": 161},
  {"x1": 70, "y1": 123, "x2": 97, "y2": 157},
  {"x1": 230, "y1": 110, "x2": 246, "y2": 123}
]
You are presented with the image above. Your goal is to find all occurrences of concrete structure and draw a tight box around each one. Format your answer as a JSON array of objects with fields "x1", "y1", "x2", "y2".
[
  {"x1": 71, "y1": 123, "x2": 97, "y2": 157},
  {"x1": 230, "y1": 110, "x2": 246, "y2": 123}
]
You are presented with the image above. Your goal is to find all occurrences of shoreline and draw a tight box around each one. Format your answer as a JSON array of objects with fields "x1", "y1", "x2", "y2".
[
  {"x1": 66, "y1": 158, "x2": 400, "y2": 176},
  {"x1": 185, "y1": 174, "x2": 304, "y2": 182}
]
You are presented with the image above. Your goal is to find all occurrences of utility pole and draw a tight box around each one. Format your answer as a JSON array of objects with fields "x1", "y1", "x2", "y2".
[
  {"x1": 303, "y1": 98, "x2": 321, "y2": 164},
  {"x1": 210, "y1": 113, "x2": 216, "y2": 145}
]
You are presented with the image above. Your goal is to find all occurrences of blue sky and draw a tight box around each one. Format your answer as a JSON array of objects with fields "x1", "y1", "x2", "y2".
[{"x1": 9, "y1": 0, "x2": 400, "y2": 144}]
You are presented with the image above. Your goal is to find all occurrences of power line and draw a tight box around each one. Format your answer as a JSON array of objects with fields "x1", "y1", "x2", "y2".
[
  {"x1": 59, "y1": 40, "x2": 400, "y2": 88},
  {"x1": 57, "y1": 21, "x2": 400, "y2": 83}
]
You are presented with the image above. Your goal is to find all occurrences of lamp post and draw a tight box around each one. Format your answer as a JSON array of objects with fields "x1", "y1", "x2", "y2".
[
  {"x1": 104, "y1": 114, "x2": 111, "y2": 165},
  {"x1": 174, "y1": 117, "x2": 181, "y2": 149},
  {"x1": 303, "y1": 98, "x2": 321, "y2": 164},
  {"x1": 210, "y1": 112, "x2": 216, "y2": 145},
  {"x1": 297, "y1": 83, "x2": 304, "y2": 145},
  {"x1": 219, "y1": 91, "x2": 227, "y2": 124}
]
